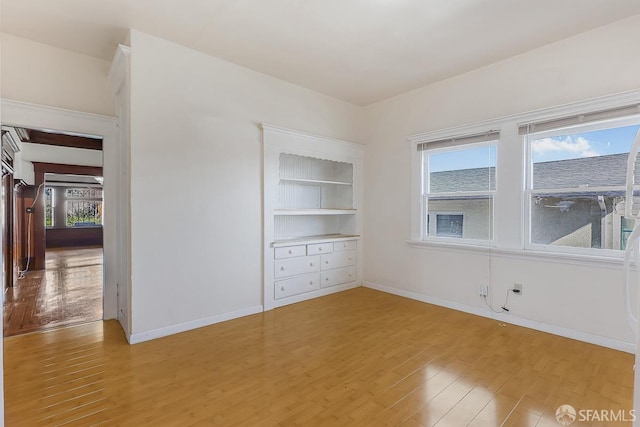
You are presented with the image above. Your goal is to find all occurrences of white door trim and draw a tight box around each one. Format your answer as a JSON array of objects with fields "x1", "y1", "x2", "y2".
[{"x1": 1, "y1": 99, "x2": 120, "y2": 320}]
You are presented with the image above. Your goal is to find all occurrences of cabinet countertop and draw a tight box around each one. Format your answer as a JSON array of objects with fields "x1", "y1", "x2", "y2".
[{"x1": 271, "y1": 234, "x2": 360, "y2": 248}]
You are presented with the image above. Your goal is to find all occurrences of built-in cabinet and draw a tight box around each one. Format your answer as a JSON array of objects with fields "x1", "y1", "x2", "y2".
[{"x1": 263, "y1": 124, "x2": 364, "y2": 310}]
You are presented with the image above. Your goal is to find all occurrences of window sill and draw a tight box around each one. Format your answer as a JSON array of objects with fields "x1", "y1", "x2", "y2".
[{"x1": 406, "y1": 239, "x2": 626, "y2": 269}]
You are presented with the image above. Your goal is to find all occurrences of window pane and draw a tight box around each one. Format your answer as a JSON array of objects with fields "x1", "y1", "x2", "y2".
[
  {"x1": 45, "y1": 187, "x2": 54, "y2": 227},
  {"x1": 529, "y1": 122, "x2": 640, "y2": 252},
  {"x1": 531, "y1": 124, "x2": 640, "y2": 190},
  {"x1": 66, "y1": 200, "x2": 103, "y2": 227},
  {"x1": 64, "y1": 186, "x2": 104, "y2": 227},
  {"x1": 427, "y1": 197, "x2": 493, "y2": 240},
  {"x1": 66, "y1": 188, "x2": 103, "y2": 199},
  {"x1": 530, "y1": 193, "x2": 633, "y2": 250},
  {"x1": 622, "y1": 216, "x2": 636, "y2": 250},
  {"x1": 429, "y1": 145, "x2": 496, "y2": 193},
  {"x1": 436, "y1": 214, "x2": 463, "y2": 237}
]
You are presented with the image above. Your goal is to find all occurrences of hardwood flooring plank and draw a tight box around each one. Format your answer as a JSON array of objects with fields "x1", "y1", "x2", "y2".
[{"x1": 4, "y1": 287, "x2": 634, "y2": 426}]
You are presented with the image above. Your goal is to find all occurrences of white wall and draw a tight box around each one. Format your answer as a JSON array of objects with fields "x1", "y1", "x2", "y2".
[
  {"x1": 16, "y1": 143, "x2": 103, "y2": 185},
  {"x1": 1, "y1": 33, "x2": 114, "y2": 116},
  {"x1": 2, "y1": 15, "x2": 639, "y2": 351},
  {"x1": 128, "y1": 30, "x2": 364, "y2": 337},
  {"x1": 362, "y1": 15, "x2": 640, "y2": 349}
]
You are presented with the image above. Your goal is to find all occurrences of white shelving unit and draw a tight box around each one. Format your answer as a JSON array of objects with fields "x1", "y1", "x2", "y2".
[
  {"x1": 262, "y1": 124, "x2": 364, "y2": 310},
  {"x1": 280, "y1": 178, "x2": 352, "y2": 185},
  {"x1": 273, "y1": 209, "x2": 356, "y2": 215}
]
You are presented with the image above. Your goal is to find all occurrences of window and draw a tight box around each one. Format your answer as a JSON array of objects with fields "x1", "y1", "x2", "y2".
[
  {"x1": 434, "y1": 213, "x2": 464, "y2": 237},
  {"x1": 45, "y1": 187, "x2": 55, "y2": 227},
  {"x1": 411, "y1": 95, "x2": 640, "y2": 258},
  {"x1": 421, "y1": 136, "x2": 497, "y2": 242},
  {"x1": 65, "y1": 188, "x2": 103, "y2": 227},
  {"x1": 526, "y1": 118, "x2": 640, "y2": 252}
]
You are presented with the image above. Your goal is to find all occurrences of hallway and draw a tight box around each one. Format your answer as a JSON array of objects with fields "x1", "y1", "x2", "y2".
[{"x1": 3, "y1": 247, "x2": 103, "y2": 336}]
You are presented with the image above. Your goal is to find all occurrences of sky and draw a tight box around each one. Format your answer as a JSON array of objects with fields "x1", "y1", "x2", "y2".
[
  {"x1": 429, "y1": 145, "x2": 495, "y2": 172},
  {"x1": 531, "y1": 123, "x2": 640, "y2": 163},
  {"x1": 429, "y1": 124, "x2": 640, "y2": 172}
]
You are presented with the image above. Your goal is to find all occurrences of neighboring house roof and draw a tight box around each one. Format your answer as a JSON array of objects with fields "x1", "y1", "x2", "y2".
[
  {"x1": 430, "y1": 153, "x2": 638, "y2": 194},
  {"x1": 533, "y1": 153, "x2": 634, "y2": 189},
  {"x1": 430, "y1": 168, "x2": 495, "y2": 193}
]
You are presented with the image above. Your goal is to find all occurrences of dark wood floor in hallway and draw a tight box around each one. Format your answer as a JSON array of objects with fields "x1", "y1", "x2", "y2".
[{"x1": 3, "y1": 246, "x2": 103, "y2": 336}]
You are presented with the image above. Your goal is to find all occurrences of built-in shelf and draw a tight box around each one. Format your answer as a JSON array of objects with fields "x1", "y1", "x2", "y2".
[
  {"x1": 263, "y1": 124, "x2": 363, "y2": 311},
  {"x1": 279, "y1": 178, "x2": 352, "y2": 186},
  {"x1": 274, "y1": 208, "x2": 357, "y2": 216},
  {"x1": 272, "y1": 234, "x2": 361, "y2": 247}
]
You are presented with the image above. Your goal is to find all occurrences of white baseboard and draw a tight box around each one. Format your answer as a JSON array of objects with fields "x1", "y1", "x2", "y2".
[
  {"x1": 363, "y1": 281, "x2": 634, "y2": 354},
  {"x1": 129, "y1": 305, "x2": 264, "y2": 344}
]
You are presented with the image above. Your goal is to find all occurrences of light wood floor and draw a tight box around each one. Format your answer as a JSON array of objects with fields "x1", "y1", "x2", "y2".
[
  {"x1": 4, "y1": 288, "x2": 633, "y2": 426},
  {"x1": 3, "y1": 247, "x2": 103, "y2": 337}
]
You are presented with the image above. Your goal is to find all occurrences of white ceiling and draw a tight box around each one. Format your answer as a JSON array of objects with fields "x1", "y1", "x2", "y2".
[{"x1": 2, "y1": 0, "x2": 640, "y2": 105}]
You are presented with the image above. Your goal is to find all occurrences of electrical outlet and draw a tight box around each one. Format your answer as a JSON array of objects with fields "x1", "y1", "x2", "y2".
[
  {"x1": 513, "y1": 283, "x2": 523, "y2": 295},
  {"x1": 479, "y1": 285, "x2": 488, "y2": 297}
]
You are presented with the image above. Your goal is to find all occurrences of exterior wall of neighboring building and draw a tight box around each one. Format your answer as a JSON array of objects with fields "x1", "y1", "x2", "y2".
[
  {"x1": 530, "y1": 196, "x2": 606, "y2": 248},
  {"x1": 428, "y1": 199, "x2": 492, "y2": 240},
  {"x1": 429, "y1": 194, "x2": 628, "y2": 250},
  {"x1": 429, "y1": 153, "x2": 634, "y2": 250}
]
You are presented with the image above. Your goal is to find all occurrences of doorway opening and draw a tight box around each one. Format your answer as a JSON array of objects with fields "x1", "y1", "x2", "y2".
[{"x1": 1, "y1": 126, "x2": 105, "y2": 336}]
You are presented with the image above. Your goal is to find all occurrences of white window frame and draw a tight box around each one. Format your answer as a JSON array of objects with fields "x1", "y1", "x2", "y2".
[
  {"x1": 409, "y1": 89, "x2": 640, "y2": 263},
  {"x1": 523, "y1": 115, "x2": 640, "y2": 257},
  {"x1": 420, "y1": 140, "x2": 497, "y2": 246}
]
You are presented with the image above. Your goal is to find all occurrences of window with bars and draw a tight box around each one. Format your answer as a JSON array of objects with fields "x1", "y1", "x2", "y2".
[
  {"x1": 65, "y1": 188, "x2": 103, "y2": 227},
  {"x1": 66, "y1": 188, "x2": 103, "y2": 199}
]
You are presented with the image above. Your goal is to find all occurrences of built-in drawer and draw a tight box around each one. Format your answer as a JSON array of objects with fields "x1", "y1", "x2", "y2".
[
  {"x1": 320, "y1": 250, "x2": 356, "y2": 270},
  {"x1": 334, "y1": 240, "x2": 357, "y2": 252},
  {"x1": 274, "y1": 255, "x2": 320, "y2": 279},
  {"x1": 274, "y1": 273, "x2": 320, "y2": 299},
  {"x1": 307, "y1": 243, "x2": 333, "y2": 255},
  {"x1": 274, "y1": 245, "x2": 306, "y2": 259},
  {"x1": 321, "y1": 266, "x2": 357, "y2": 288}
]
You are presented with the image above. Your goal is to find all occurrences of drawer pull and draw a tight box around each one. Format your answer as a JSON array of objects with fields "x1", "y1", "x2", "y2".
[
  {"x1": 288, "y1": 249, "x2": 293, "y2": 254},
  {"x1": 309, "y1": 281, "x2": 314, "y2": 285},
  {"x1": 325, "y1": 277, "x2": 329, "y2": 281},
  {"x1": 310, "y1": 262, "x2": 314, "y2": 267},
  {"x1": 280, "y1": 266, "x2": 285, "y2": 271},
  {"x1": 348, "y1": 257, "x2": 352, "y2": 261},
  {"x1": 281, "y1": 286, "x2": 285, "y2": 291},
  {"x1": 319, "y1": 247, "x2": 323, "y2": 251},
  {"x1": 325, "y1": 260, "x2": 329, "y2": 264},
  {"x1": 343, "y1": 243, "x2": 347, "y2": 247}
]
